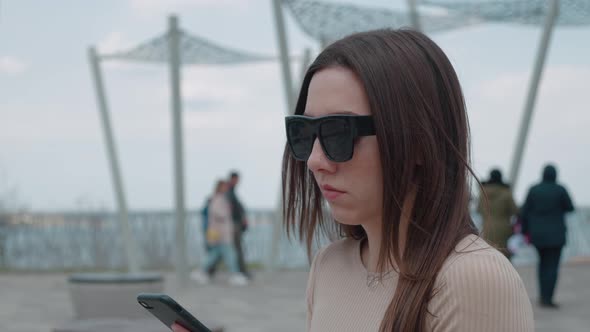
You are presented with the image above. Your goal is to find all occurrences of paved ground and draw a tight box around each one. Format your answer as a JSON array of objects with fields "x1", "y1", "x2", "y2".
[{"x1": 1, "y1": 263, "x2": 589, "y2": 332}]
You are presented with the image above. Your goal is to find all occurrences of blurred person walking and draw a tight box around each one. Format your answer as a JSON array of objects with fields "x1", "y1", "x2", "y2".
[
  {"x1": 201, "y1": 195, "x2": 212, "y2": 252},
  {"x1": 227, "y1": 171, "x2": 251, "y2": 279},
  {"x1": 521, "y1": 164, "x2": 575, "y2": 308},
  {"x1": 191, "y1": 180, "x2": 249, "y2": 286},
  {"x1": 477, "y1": 169, "x2": 518, "y2": 260}
]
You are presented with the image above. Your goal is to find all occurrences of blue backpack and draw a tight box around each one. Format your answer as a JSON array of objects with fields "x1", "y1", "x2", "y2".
[{"x1": 201, "y1": 199, "x2": 210, "y2": 232}]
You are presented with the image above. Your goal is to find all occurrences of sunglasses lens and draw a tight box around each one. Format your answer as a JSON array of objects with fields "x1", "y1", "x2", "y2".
[
  {"x1": 287, "y1": 120, "x2": 314, "y2": 160},
  {"x1": 320, "y1": 119, "x2": 353, "y2": 162}
]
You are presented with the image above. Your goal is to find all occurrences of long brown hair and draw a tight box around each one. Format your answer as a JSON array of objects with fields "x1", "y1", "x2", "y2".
[{"x1": 282, "y1": 29, "x2": 479, "y2": 331}]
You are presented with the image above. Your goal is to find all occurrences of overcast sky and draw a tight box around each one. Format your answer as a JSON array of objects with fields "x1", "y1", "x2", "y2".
[{"x1": 1, "y1": 0, "x2": 589, "y2": 211}]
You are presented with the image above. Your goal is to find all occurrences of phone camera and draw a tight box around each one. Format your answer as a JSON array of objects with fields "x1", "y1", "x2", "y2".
[{"x1": 139, "y1": 301, "x2": 153, "y2": 309}]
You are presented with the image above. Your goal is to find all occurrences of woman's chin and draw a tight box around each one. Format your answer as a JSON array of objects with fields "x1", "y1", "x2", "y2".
[{"x1": 330, "y1": 208, "x2": 362, "y2": 226}]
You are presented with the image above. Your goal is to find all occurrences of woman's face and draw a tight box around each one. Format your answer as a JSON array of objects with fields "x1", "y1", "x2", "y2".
[
  {"x1": 305, "y1": 66, "x2": 383, "y2": 225},
  {"x1": 218, "y1": 182, "x2": 229, "y2": 193}
]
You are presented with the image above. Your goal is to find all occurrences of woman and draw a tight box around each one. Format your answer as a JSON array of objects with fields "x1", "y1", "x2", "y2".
[
  {"x1": 190, "y1": 180, "x2": 248, "y2": 287},
  {"x1": 477, "y1": 169, "x2": 519, "y2": 259},
  {"x1": 174, "y1": 29, "x2": 533, "y2": 332},
  {"x1": 282, "y1": 29, "x2": 532, "y2": 331}
]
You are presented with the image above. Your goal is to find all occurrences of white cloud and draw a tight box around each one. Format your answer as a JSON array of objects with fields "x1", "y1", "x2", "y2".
[
  {"x1": 147, "y1": 67, "x2": 248, "y2": 105},
  {"x1": 477, "y1": 65, "x2": 590, "y2": 102},
  {"x1": 97, "y1": 31, "x2": 134, "y2": 54},
  {"x1": 182, "y1": 68, "x2": 249, "y2": 102},
  {"x1": 152, "y1": 63, "x2": 284, "y2": 115},
  {"x1": 0, "y1": 56, "x2": 28, "y2": 74}
]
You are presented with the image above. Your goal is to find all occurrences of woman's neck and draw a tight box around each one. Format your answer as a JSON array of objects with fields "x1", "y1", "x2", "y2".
[
  {"x1": 361, "y1": 186, "x2": 417, "y2": 273},
  {"x1": 361, "y1": 219, "x2": 384, "y2": 273}
]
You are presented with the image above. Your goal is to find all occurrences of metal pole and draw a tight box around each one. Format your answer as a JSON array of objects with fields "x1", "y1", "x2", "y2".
[
  {"x1": 509, "y1": 0, "x2": 559, "y2": 188},
  {"x1": 269, "y1": 0, "x2": 298, "y2": 270},
  {"x1": 272, "y1": 0, "x2": 296, "y2": 113},
  {"x1": 298, "y1": 48, "x2": 312, "y2": 96},
  {"x1": 167, "y1": 15, "x2": 188, "y2": 287},
  {"x1": 88, "y1": 47, "x2": 139, "y2": 273},
  {"x1": 268, "y1": 47, "x2": 314, "y2": 270},
  {"x1": 407, "y1": 0, "x2": 422, "y2": 32}
]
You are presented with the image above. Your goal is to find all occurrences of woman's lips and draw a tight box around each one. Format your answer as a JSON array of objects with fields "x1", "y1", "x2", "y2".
[{"x1": 321, "y1": 184, "x2": 346, "y2": 201}]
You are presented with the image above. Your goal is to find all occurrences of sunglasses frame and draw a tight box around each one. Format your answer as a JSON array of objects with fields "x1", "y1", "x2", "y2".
[{"x1": 285, "y1": 114, "x2": 376, "y2": 162}]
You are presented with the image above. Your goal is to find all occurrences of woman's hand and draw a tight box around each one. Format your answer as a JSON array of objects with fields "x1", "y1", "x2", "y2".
[
  {"x1": 524, "y1": 233, "x2": 531, "y2": 245},
  {"x1": 171, "y1": 323, "x2": 190, "y2": 332}
]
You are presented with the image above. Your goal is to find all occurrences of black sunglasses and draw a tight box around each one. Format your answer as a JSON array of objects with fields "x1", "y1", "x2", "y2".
[{"x1": 285, "y1": 114, "x2": 376, "y2": 162}]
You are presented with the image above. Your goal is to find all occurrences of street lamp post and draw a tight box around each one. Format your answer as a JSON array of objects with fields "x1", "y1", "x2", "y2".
[
  {"x1": 408, "y1": 0, "x2": 422, "y2": 31},
  {"x1": 88, "y1": 47, "x2": 140, "y2": 274},
  {"x1": 167, "y1": 15, "x2": 189, "y2": 287},
  {"x1": 509, "y1": 0, "x2": 560, "y2": 187}
]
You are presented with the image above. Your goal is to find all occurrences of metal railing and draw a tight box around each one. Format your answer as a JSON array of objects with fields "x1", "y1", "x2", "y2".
[
  {"x1": 0, "y1": 210, "x2": 307, "y2": 271},
  {"x1": 0, "y1": 208, "x2": 588, "y2": 271}
]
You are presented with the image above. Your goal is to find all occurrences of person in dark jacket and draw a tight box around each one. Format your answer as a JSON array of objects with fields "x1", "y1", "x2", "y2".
[
  {"x1": 520, "y1": 164, "x2": 575, "y2": 308},
  {"x1": 205, "y1": 172, "x2": 251, "y2": 278},
  {"x1": 227, "y1": 171, "x2": 250, "y2": 278},
  {"x1": 477, "y1": 169, "x2": 518, "y2": 260}
]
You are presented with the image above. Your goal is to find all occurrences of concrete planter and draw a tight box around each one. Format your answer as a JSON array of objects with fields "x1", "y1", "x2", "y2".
[
  {"x1": 60, "y1": 272, "x2": 224, "y2": 331},
  {"x1": 53, "y1": 318, "x2": 224, "y2": 332},
  {"x1": 68, "y1": 272, "x2": 164, "y2": 319}
]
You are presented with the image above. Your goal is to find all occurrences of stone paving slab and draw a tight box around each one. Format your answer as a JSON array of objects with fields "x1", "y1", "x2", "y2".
[{"x1": 1, "y1": 263, "x2": 589, "y2": 332}]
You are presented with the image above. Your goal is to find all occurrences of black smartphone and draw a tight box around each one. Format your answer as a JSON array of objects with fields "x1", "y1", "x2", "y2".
[{"x1": 137, "y1": 293, "x2": 212, "y2": 332}]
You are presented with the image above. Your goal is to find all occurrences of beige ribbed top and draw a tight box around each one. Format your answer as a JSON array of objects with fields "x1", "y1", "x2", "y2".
[{"x1": 306, "y1": 235, "x2": 534, "y2": 332}]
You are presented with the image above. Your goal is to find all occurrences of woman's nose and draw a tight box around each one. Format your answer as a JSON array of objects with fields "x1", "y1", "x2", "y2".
[{"x1": 307, "y1": 138, "x2": 336, "y2": 174}]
